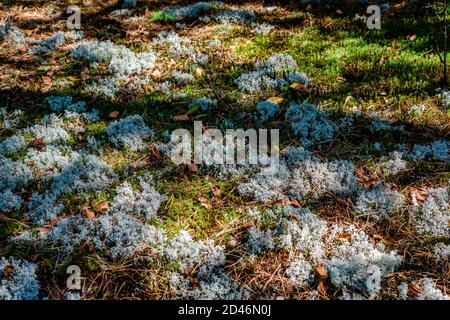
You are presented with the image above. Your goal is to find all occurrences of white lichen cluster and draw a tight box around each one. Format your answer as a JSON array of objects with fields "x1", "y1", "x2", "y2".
[
  {"x1": 0, "y1": 257, "x2": 40, "y2": 300},
  {"x1": 397, "y1": 140, "x2": 450, "y2": 163},
  {"x1": 106, "y1": 115, "x2": 153, "y2": 151},
  {"x1": 216, "y1": 9, "x2": 256, "y2": 25},
  {"x1": 235, "y1": 54, "x2": 309, "y2": 94},
  {"x1": 244, "y1": 206, "x2": 402, "y2": 297},
  {"x1": 398, "y1": 278, "x2": 449, "y2": 300},
  {"x1": 110, "y1": 174, "x2": 165, "y2": 221},
  {"x1": 0, "y1": 22, "x2": 27, "y2": 48},
  {"x1": 29, "y1": 31, "x2": 65, "y2": 55},
  {"x1": 252, "y1": 23, "x2": 274, "y2": 35},
  {"x1": 0, "y1": 135, "x2": 26, "y2": 155},
  {"x1": 433, "y1": 242, "x2": 449, "y2": 261},
  {"x1": 0, "y1": 155, "x2": 32, "y2": 214},
  {"x1": 286, "y1": 103, "x2": 336, "y2": 146},
  {"x1": 0, "y1": 96, "x2": 106, "y2": 221},
  {"x1": 440, "y1": 90, "x2": 450, "y2": 109},
  {"x1": 412, "y1": 187, "x2": 449, "y2": 237},
  {"x1": 152, "y1": 31, "x2": 208, "y2": 64},
  {"x1": 190, "y1": 97, "x2": 218, "y2": 111},
  {"x1": 71, "y1": 40, "x2": 156, "y2": 97},
  {"x1": 1, "y1": 108, "x2": 23, "y2": 129},
  {"x1": 164, "y1": 2, "x2": 224, "y2": 20},
  {"x1": 379, "y1": 151, "x2": 407, "y2": 175},
  {"x1": 254, "y1": 101, "x2": 280, "y2": 123},
  {"x1": 238, "y1": 146, "x2": 356, "y2": 203},
  {"x1": 353, "y1": 184, "x2": 405, "y2": 220}
]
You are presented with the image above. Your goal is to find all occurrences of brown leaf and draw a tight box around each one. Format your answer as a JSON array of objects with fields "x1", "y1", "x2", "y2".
[
  {"x1": 42, "y1": 76, "x2": 53, "y2": 86},
  {"x1": 173, "y1": 114, "x2": 190, "y2": 122},
  {"x1": 343, "y1": 95, "x2": 353, "y2": 108},
  {"x1": 198, "y1": 197, "x2": 212, "y2": 210},
  {"x1": 35, "y1": 216, "x2": 63, "y2": 235},
  {"x1": 187, "y1": 163, "x2": 199, "y2": 174},
  {"x1": 195, "y1": 68, "x2": 204, "y2": 77},
  {"x1": 409, "y1": 34, "x2": 417, "y2": 41},
  {"x1": 407, "y1": 284, "x2": 421, "y2": 297},
  {"x1": 289, "y1": 82, "x2": 309, "y2": 95},
  {"x1": 355, "y1": 169, "x2": 370, "y2": 182},
  {"x1": 414, "y1": 189, "x2": 427, "y2": 202},
  {"x1": 96, "y1": 201, "x2": 109, "y2": 213},
  {"x1": 3, "y1": 265, "x2": 14, "y2": 279},
  {"x1": 266, "y1": 97, "x2": 284, "y2": 105},
  {"x1": 317, "y1": 280, "x2": 327, "y2": 296},
  {"x1": 29, "y1": 137, "x2": 46, "y2": 150},
  {"x1": 278, "y1": 198, "x2": 301, "y2": 208},
  {"x1": 151, "y1": 69, "x2": 162, "y2": 80},
  {"x1": 108, "y1": 111, "x2": 120, "y2": 119},
  {"x1": 76, "y1": 132, "x2": 83, "y2": 142},
  {"x1": 149, "y1": 145, "x2": 162, "y2": 160},
  {"x1": 226, "y1": 238, "x2": 237, "y2": 249},
  {"x1": 393, "y1": 2, "x2": 406, "y2": 10},
  {"x1": 241, "y1": 221, "x2": 255, "y2": 229},
  {"x1": 336, "y1": 76, "x2": 347, "y2": 83},
  {"x1": 82, "y1": 207, "x2": 95, "y2": 219},
  {"x1": 337, "y1": 232, "x2": 352, "y2": 242},
  {"x1": 315, "y1": 265, "x2": 328, "y2": 281},
  {"x1": 211, "y1": 186, "x2": 221, "y2": 197}
]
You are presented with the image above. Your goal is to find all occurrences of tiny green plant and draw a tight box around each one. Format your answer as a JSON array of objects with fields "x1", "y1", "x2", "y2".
[{"x1": 150, "y1": 11, "x2": 175, "y2": 23}]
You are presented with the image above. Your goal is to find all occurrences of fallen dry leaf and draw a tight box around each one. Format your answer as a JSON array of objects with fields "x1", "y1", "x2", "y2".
[
  {"x1": 226, "y1": 238, "x2": 237, "y2": 249},
  {"x1": 315, "y1": 265, "x2": 328, "y2": 281},
  {"x1": 266, "y1": 97, "x2": 284, "y2": 105},
  {"x1": 343, "y1": 95, "x2": 353, "y2": 108},
  {"x1": 96, "y1": 201, "x2": 109, "y2": 213},
  {"x1": 198, "y1": 197, "x2": 212, "y2": 210},
  {"x1": 42, "y1": 75, "x2": 53, "y2": 86},
  {"x1": 289, "y1": 82, "x2": 309, "y2": 95},
  {"x1": 108, "y1": 111, "x2": 120, "y2": 119},
  {"x1": 187, "y1": 163, "x2": 199, "y2": 174},
  {"x1": 195, "y1": 68, "x2": 204, "y2": 77},
  {"x1": 355, "y1": 169, "x2": 370, "y2": 182},
  {"x1": 173, "y1": 114, "x2": 190, "y2": 122},
  {"x1": 29, "y1": 137, "x2": 46, "y2": 150},
  {"x1": 149, "y1": 145, "x2": 162, "y2": 160},
  {"x1": 317, "y1": 280, "x2": 327, "y2": 296},
  {"x1": 211, "y1": 186, "x2": 221, "y2": 197},
  {"x1": 242, "y1": 221, "x2": 255, "y2": 229},
  {"x1": 151, "y1": 69, "x2": 162, "y2": 80},
  {"x1": 278, "y1": 198, "x2": 301, "y2": 208},
  {"x1": 407, "y1": 284, "x2": 421, "y2": 297},
  {"x1": 82, "y1": 207, "x2": 95, "y2": 219},
  {"x1": 3, "y1": 265, "x2": 14, "y2": 279},
  {"x1": 337, "y1": 232, "x2": 352, "y2": 242},
  {"x1": 36, "y1": 216, "x2": 63, "y2": 235},
  {"x1": 393, "y1": 2, "x2": 407, "y2": 10}
]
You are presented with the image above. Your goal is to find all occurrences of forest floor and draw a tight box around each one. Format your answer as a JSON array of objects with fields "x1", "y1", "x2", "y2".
[{"x1": 0, "y1": 0, "x2": 448, "y2": 300}]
